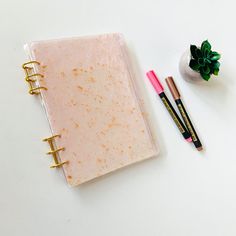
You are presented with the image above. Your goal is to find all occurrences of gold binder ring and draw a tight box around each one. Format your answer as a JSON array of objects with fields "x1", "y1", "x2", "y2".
[
  {"x1": 50, "y1": 161, "x2": 68, "y2": 169},
  {"x1": 25, "y1": 78, "x2": 36, "y2": 83},
  {"x1": 29, "y1": 86, "x2": 47, "y2": 95},
  {"x1": 43, "y1": 134, "x2": 61, "y2": 142},
  {"x1": 47, "y1": 147, "x2": 65, "y2": 155},
  {"x1": 25, "y1": 73, "x2": 44, "y2": 82},
  {"x1": 43, "y1": 134, "x2": 68, "y2": 168},
  {"x1": 22, "y1": 61, "x2": 40, "y2": 69},
  {"x1": 22, "y1": 61, "x2": 47, "y2": 95}
]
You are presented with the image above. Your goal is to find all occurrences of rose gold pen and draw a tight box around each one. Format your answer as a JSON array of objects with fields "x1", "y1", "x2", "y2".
[{"x1": 165, "y1": 77, "x2": 203, "y2": 151}]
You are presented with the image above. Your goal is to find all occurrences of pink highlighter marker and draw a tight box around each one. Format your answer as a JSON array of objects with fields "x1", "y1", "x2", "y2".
[{"x1": 146, "y1": 70, "x2": 192, "y2": 142}]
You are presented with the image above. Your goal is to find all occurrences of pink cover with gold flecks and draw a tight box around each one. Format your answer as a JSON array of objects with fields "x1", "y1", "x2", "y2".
[{"x1": 24, "y1": 33, "x2": 158, "y2": 186}]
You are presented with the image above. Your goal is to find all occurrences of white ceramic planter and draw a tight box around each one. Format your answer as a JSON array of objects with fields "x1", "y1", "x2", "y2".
[{"x1": 179, "y1": 49, "x2": 203, "y2": 83}]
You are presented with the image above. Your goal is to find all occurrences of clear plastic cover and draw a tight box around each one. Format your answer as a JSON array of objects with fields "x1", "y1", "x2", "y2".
[{"x1": 24, "y1": 33, "x2": 159, "y2": 186}]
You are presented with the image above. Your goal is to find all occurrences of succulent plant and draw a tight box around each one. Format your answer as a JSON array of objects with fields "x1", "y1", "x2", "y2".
[{"x1": 189, "y1": 40, "x2": 221, "y2": 81}]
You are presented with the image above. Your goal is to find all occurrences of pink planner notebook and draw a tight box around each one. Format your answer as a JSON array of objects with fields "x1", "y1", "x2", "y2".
[{"x1": 22, "y1": 33, "x2": 158, "y2": 186}]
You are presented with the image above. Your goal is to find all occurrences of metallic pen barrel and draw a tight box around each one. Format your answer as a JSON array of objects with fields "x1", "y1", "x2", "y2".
[
  {"x1": 159, "y1": 92, "x2": 192, "y2": 141},
  {"x1": 165, "y1": 76, "x2": 203, "y2": 151},
  {"x1": 175, "y1": 99, "x2": 202, "y2": 150}
]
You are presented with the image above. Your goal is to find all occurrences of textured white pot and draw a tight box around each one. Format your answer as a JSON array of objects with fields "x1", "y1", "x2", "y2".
[{"x1": 179, "y1": 49, "x2": 203, "y2": 83}]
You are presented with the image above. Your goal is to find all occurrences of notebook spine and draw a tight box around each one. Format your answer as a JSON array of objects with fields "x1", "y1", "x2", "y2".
[
  {"x1": 22, "y1": 61, "x2": 47, "y2": 95},
  {"x1": 43, "y1": 135, "x2": 68, "y2": 168},
  {"x1": 22, "y1": 61, "x2": 67, "y2": 169}
]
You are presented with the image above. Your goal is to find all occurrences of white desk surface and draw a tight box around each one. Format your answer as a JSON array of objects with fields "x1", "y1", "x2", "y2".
[{"x1": 1, "y1": 0, "x2": 236, "y2": 235}]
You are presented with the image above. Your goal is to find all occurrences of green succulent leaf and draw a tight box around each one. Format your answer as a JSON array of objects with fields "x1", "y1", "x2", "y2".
[
  {"x1": 210, "y1": 52, "x2": 221, "y2": 61},
  {"x1": 202, "y1": 65, "x2": 210, "y2": 74},
  {"x1": 196, "y1": 48, "x2": 202, "y2": 58},
  {"x1": 200, "y1": 72, "x2": 211, "y2": 81},
  {"x1": 213, "y1": 68, "x2": 219, "y2": 75},
  {"x1": 201, "y1": 40, "x2": 211, "y2": 52},
  {"x1": 212, "y1": 61, "x2": 220, "y2": 69},
  {"x1": 190, "y1": 45, "x2": 198, "y2": 59},
  {"x1": 198, "y1": 58, "x2": 205, "y2": 66},
  {"x1": 204, "y1": 48, "x2": 211, "y2": 57},
  {"x1": 189, "y1": 59, "x2": 200, "y2": 71}
]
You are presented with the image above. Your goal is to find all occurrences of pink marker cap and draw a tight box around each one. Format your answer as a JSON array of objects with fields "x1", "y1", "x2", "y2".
[
  {"x1": 146, "y1": 70, "x2": 164, "y2": 94},
  {"x1": 186, "y1": 137, "x2": 192, "y2": 143}
]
